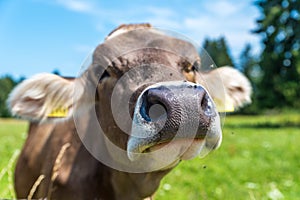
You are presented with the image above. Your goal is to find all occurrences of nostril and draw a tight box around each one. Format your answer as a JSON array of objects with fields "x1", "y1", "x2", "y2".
[
  {"x1": 148, "y1": 103, "x2": 167, "y2": 122},
  {"x1": 140, "y1": 92, "x2": 151, "y2": 122},
  {"x1": 140, "y1": 89, "x2": 169, "y2": 123},
  {"x1": 201, "y1": 94, "x2": 216, "y2": 117},
  {"x1": 140, "y1": 91, "x2": 167, "y2": 123}
]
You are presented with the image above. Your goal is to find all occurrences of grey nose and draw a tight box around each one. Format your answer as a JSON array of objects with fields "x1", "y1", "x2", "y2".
[{"x1": 139, "y1": 82, "x2": 216, "y2": 140}]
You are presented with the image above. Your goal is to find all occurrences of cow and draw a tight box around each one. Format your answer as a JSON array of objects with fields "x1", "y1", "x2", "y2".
[{"x1": 8, "y1": 23, "x2": 251, "y2": 200}]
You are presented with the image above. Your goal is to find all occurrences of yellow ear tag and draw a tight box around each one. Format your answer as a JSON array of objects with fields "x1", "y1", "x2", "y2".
[
  {"x1": 213, "y1": 98, "x2": 235, "y2": 113},
  {"x1": 47, "y1": 107, "x2": 69, "y2": 118}
]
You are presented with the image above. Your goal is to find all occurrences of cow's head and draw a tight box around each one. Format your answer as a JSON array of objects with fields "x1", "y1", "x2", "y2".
[{"x1": 8, "y1": 24, "x2": 251, "y2": 172}]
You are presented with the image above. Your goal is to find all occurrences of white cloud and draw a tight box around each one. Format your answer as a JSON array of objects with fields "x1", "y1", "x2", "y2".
[
  {"x1": 106, "y1": 6, "x2": 178, "y2": 27},
  {"x1": 203, "y1": 0, "x2": 242, "y2": 17},
  {"x1": 179, "y1": 1, "x2": 261, "y2": 62},
  {"x1": 52, "y1": 0, "x2": 261, "y2": 63},
  {"x1": 146, "y1": 6, "x2": 176, "y2": 18},
  {"x1": 55, "y1": 0, "x2": 95, "y2": 14}
]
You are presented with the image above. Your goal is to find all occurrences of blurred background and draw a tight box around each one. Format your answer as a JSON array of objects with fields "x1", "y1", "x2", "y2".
[
  {"x1": 0, "y1": 0, "x2": 299, "y2": 115},
  {"x1": 0, "y1": 0, "x2": 300, "y2": 117},
  {"x1": 0, "y1": 0, "x2": 299, "y2": 199}
]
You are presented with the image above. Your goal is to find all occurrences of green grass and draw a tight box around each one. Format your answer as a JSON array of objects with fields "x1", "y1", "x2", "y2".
[
  {"x1": 156, "y1": 113, "x2": 300, "y2": 200},
  {"x1": 0, "y1": 119, "x2": 28, "y2": 199},
  {"x1": 0, "y1": 113, "x2": 299, "y2": 199}
]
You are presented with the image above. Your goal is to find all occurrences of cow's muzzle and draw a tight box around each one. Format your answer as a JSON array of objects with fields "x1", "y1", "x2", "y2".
[{"x1": 127, "y1": 81, "x2": 222, "y2": 162}]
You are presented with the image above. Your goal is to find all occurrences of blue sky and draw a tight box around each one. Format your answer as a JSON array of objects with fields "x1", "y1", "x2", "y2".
[{"x1": 0, "y1": 0, "x2": 261, "y2": 79}]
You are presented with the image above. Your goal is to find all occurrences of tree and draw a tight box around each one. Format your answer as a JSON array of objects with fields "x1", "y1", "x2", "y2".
[
  {"x1": 239, "y1": 44, "x2": 261, "y2": 83},
  {"x1": 254, "y1": 0, "x2": 300, "y2": 109},
  {"x1": 202, "y1": 36, "x2": 235, "y2": 67},
  {"x1": 237, "y1": 44, "x2": 262, "y2": 114},
  {"x1": 0, "y1": 75, "x2": 18, "y2": 117}
]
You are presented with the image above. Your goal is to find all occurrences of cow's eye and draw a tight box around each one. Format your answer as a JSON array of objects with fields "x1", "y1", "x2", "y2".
[
  {"x1": 181, "y1": 60, "x2": 200, "y2": 74},
  {"x1": 191, "y1": 65, "x2": 197, "y2": 71},
  {"x1": 192, "y1": 60, "x2": 201, "y2": 72},
  {"x1": 184, "y1": 66, "x2": 193, "y2": 73},
  {"x1": 100, "y1": 70, "x2": 110, "y2": 80},
  {"x1": 183, "y1": 64, "x2": 194, "y2": 73}
]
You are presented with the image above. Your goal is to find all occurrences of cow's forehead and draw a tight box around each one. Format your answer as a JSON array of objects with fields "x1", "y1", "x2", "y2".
[{"x1": 92, "y1": 27, "x2": 200, "y2": 71}]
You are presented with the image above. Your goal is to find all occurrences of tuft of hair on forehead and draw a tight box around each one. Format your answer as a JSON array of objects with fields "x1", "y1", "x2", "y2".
[{"x1": 106, "y1": 23, "x2": 152, "y2": 40}]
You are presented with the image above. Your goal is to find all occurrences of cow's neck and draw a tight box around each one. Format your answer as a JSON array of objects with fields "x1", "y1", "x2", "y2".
[{"x1": 110, "y1": 169, "x2": 172, "y2": 200}]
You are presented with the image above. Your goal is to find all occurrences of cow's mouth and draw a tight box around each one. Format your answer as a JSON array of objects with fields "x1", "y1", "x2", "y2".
[
  {"x1": 127, "y1": 81, "x2": 222, "y2": 165},
  {"x1": 142, "y1": 138, "x2": 206, "y2": 159},
  {"x1": 127, "y1": 135, "x2": 220, "y2": 163}
]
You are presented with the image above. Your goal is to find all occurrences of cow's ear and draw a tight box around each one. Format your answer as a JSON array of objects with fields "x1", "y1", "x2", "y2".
[
  {"x1": 7, "y1": 73, "x2": 84, "y2": 122},
  {"x1": 197, "y1": 66, "x2": 252, "y2": 112}
]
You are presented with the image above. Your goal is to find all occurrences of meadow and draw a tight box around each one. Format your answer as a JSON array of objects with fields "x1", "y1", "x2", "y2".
[{"x1": 0, "y1": 113, "x2": 299, "y2": 199}]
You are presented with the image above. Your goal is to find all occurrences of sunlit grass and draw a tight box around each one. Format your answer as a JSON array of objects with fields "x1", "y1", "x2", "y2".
[
  {"x1": 0, "y1": 113, "x2": 299, "y2": 199},
  {"x1": 0, "y1": 119, "x2": 28, "y2": 198},
  {"x1": 156, "y1": 113, "x2": 300, "y2": 200}
]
